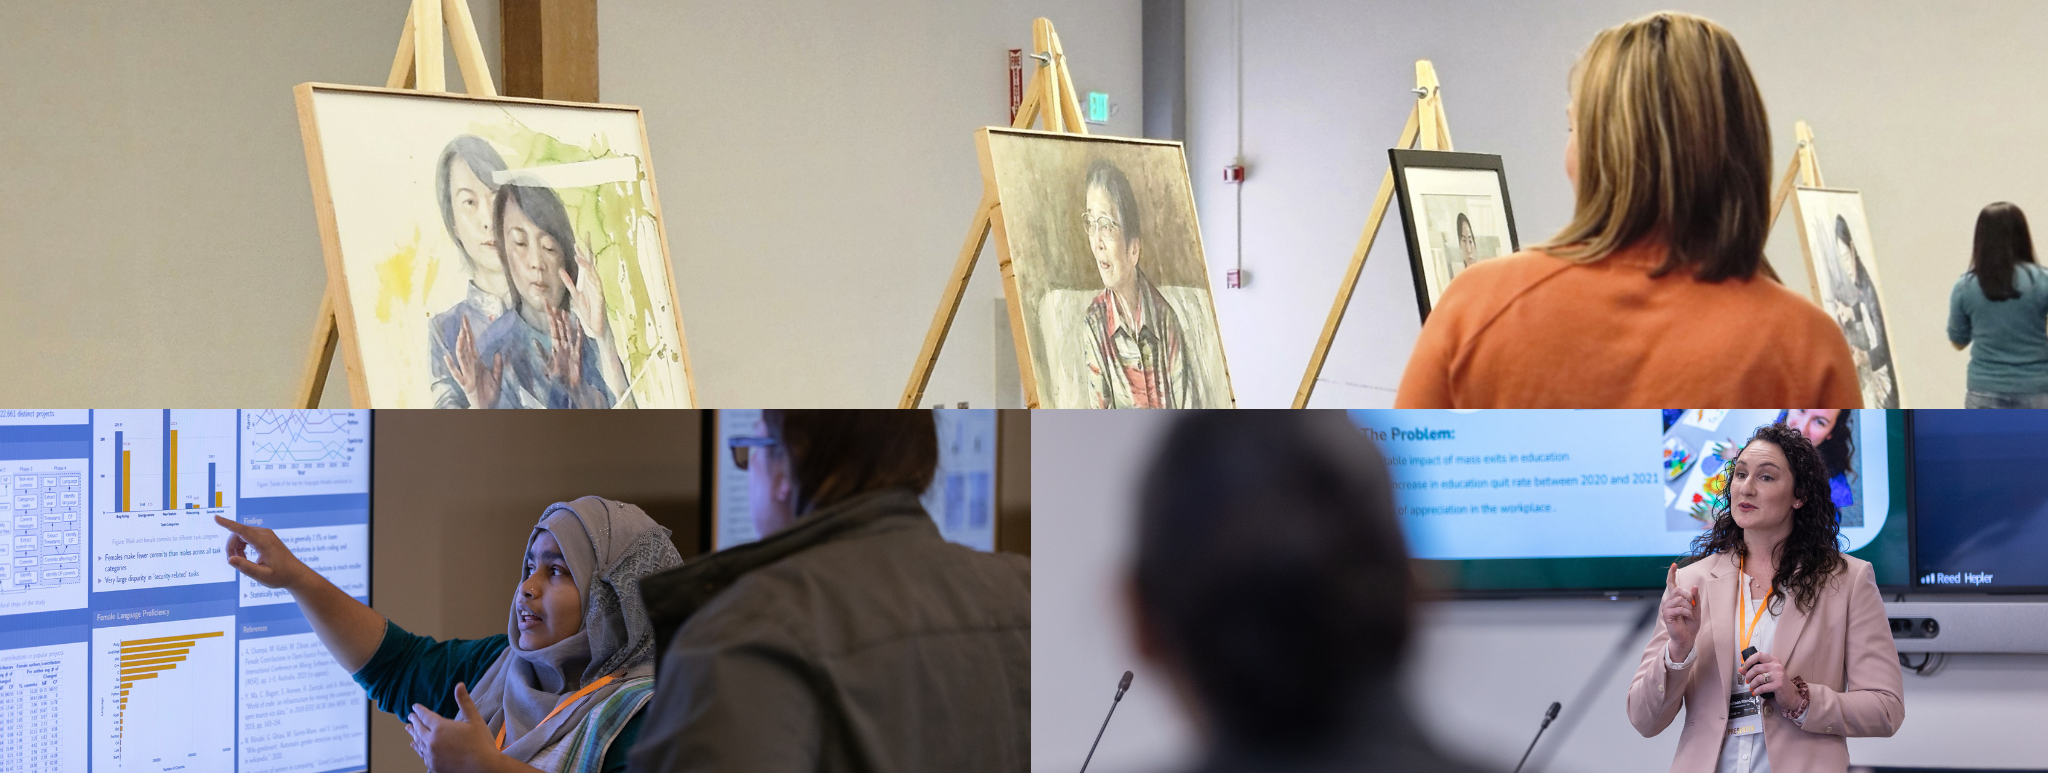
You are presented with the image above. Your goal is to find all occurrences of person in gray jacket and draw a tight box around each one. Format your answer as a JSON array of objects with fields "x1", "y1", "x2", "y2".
[{"x1": 629, "y1": 410, "x2": 1030, "y2": 773}]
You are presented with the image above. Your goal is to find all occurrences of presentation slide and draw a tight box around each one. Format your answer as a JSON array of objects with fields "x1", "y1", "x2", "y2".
[
  {"x1": 1350, "y1": 410, "x2": 1892, "y2": 561},
  {"x1": 0, "y1": 410, "x2": 371, "y2": 773},
  {"x1": 2, "y1": 458, "x2": 89, "y2": 616},
  {"x1": 710, "y1": 410, "x2": 1001, "y2": 552},
  {"x1": 237, "y1": 629, "x2": 367, "y2": 773},
  {"x1": 1911, "y1": 410, "x2": 2048, "y2": 590},
  {"x1": 238, "y1": 411, "x2": 369, "y2": 500},
  {"x1": 92, "y1": 613, "x2": 238, "y2": 773},
  {"x1": 90, "y1": 411, "x2": 237, "y2": 593},
  {"x1": 0, "y1": 640, "x2": 88, "y2": 773}
]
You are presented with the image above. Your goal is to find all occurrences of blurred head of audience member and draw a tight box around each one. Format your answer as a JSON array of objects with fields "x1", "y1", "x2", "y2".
[{"x1": 1130, "y1": 412, "x2": 1488, "y2": 772}]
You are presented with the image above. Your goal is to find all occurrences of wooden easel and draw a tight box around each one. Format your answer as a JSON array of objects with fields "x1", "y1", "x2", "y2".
[
  {"x1": 1767, "y1": 120, "x2": 1824, "y2": 233},
  {"x1": 898, "y1": 18, "x2": 1089, "y2": 409},
  {"x1": 296, "y1": 0, "x2": 497, "y2": 408},
  {"x1": 1770, "y1": 120, "x2": 1904, "y2": 407},
  {"x1": 1292, "y1": 61, "x2": 1455, "y2": 408}
]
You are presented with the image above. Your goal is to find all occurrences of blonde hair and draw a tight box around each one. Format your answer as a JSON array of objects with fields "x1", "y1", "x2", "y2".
[{"x1": 1541, "y1": 12, "x2": 1772, "y2": 281}]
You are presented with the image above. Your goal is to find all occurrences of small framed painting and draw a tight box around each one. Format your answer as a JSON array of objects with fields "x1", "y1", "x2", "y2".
[{"x1": 1390, "y1": 149, "x2": 1520, "y2": 320}]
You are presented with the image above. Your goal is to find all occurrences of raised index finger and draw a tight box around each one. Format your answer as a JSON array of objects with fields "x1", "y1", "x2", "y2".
[
  {"x1": 214, "y1": 515, "x2": 255, "y2": 539},
  {"x1": 1666, "y1": 562, "x2": 1678, "y2": 589}
]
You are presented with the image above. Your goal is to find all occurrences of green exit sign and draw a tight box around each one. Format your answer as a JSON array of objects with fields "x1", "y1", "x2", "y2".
[{"x1": 1085, "y1": 91, "x2": 1110, "y2": 124}]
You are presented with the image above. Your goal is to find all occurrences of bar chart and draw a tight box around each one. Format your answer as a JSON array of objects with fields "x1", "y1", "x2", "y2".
[
  {"x1": 92, "y1": 616, "x2": 235, "y2": 773},
  {"x1": 91, "y1": 412, "x2": 236, "y2": 593},
  {"x1": 97, "y1": 410, "x2": 234, "y2": 514}
]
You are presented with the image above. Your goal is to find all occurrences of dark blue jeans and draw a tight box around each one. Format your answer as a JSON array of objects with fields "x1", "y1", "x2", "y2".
[{"x1": 1964, "y1": 390, "x2": 2048, "y2": 408}]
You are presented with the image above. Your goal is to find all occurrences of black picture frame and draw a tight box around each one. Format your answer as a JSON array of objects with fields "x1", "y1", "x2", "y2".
[{"x1": 1388, "y1": 149, "x2": 1519, "y2": 321}]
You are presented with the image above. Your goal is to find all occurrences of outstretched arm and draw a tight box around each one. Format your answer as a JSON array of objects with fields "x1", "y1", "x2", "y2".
[{"x1": 216, "y1": 515, "x2": 386, "y2": 673}]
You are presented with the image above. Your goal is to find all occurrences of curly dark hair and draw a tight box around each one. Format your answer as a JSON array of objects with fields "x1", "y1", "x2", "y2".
[{"x1": 1685, "y1": 422, "x2": 1846, "y2": 614}]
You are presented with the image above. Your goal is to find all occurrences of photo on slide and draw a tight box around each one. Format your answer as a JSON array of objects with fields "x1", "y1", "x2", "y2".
[
  {"x1": 1794, "y1": 187, "x2": 1900, "y2": 408},
  {"x1": 297, "y1": 84, "x2": 695, "y2": 408},
  {"x1": 1390, "y1": 149, "x2": 1519, "y2": 318},
  {"x1": 979, "y1": 128, "x2": 1235, "y2": 409},
  {"x1": 1660, "y1": 409, "x2": 1865, "y2": 530}
]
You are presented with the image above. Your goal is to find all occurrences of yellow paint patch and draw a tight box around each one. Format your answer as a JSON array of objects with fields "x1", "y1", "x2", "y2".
[{"x1": 374, "y1": 228, "x2": 423, "y2": 323}]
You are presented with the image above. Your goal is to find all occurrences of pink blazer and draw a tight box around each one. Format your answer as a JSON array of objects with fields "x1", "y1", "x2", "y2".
[{"x1": 1627, "y1": 551, "x2": 1904, "y2": 773}]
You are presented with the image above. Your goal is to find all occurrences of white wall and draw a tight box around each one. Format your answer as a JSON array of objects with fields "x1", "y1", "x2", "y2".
[
  {"x1": 1188, "y1": 0, "x2": 2048, "y2": 408},
  {"x1": 1031, "y1": 410, "x2": 2048, "y2": 773},
  {"x1": 600, "y1": 0, "x2": 1143, "y2": 407},
  {"x1": 0, "y1": 0, "x2": 497, "y2": 407}
]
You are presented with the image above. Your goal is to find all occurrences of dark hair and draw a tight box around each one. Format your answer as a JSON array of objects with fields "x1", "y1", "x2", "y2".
[
  {"x1": 1971, "y1": 202, "x2": 2038, "y2": 302},
  {"x1": 1456, "y1": 211, "x2": 1474, "y2": 238},
  {"x1": 493, "y1": 184, "x2": 580, "y2": 312},
  {"x1": 1811, "y1": 410, "x2": 1854, "y2": 486},
  {"x1": 1686, "y1": 423, "x2": 1845, "y2": 615},
  {"x1": 1084, "y1": 159, "x2": 1143, "y2": 245},
  {"x1": 761, "y1": 410, "x2": 938, "y2": 514},
  {"x1": 1134, "y1": 412, "x2": 1412, "y2": 751},
  {"x1": 436, "y1": 135, "x2": 509, "y2": 266}
]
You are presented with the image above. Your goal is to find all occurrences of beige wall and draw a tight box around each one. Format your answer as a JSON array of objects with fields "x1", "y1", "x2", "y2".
[
  {"x1": 0, "y1": 0, "x2": 499, "y2": 407},
  {"x1": 598, "y1": 0, "x2": 1144, "y2": 407},
  {"x1": 0, "y1": 0, "x2": 1142, "y2": 408}
]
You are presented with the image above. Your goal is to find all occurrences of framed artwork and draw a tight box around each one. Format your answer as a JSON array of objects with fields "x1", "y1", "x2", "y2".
[
  {"x1": 978, "y1": 127, "x2": 1235, "y2": 408},
  {"x1": 295, "y1": 83, "x2": 695, "y2": 408},
  {"x1": 1793, "y1": 187, "x2": 1900, "y2": 408},
  {"x1": 1389, "y1": 149, "x2": 1519, "y2": 319}
]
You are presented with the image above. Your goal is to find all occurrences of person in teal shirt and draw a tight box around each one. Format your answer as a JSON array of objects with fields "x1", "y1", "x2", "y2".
[
  {"x1": 216, "y1": 497, "x2": 682, "y2": 773},
  {"x1": 1949, "y1": 202, "x2": 2048, "y2": 408}
]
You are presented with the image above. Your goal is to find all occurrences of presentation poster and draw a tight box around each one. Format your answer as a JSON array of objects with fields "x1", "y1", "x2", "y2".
[
  {"x1": 0, "y1": 410, "x2": 372, "y2": 773},
  {"x1": 712, "y1": 410, "x2": 1000, "y2": 552},
  {"x1": 1349, "y1": 410, "x2": 1892, "y2": 563}
]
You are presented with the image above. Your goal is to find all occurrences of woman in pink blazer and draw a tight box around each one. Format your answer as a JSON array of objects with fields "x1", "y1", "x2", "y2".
[{"x1": 1628, "y1": 421, "x2": 1904, "y2": 773}]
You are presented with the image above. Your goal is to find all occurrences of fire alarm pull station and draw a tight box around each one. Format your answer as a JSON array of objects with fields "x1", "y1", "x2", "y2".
[
  {"x1": 1223, "y1": 164, "x2": 1245, "y2": 183},
  {"x1": 1227, "y1": 270, "x2": 1246, "y2": 289}
]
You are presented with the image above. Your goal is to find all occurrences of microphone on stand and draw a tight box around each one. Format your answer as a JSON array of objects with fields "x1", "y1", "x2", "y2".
[
  {"x1": 1511, "y1": 702, "x2": 1562, "y2": 773},
  {"x1": 1079, "y1": 671, "x2": 1134, "y2": 773}
]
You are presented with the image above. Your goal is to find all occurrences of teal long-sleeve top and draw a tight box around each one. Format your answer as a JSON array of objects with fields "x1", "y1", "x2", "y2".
[
  {"x1": 350, "y1": 620, "x2": 642, "y2": 773},
  {"x1": 1949, "y1": 263, "x2": 2048, "y2": 394}
]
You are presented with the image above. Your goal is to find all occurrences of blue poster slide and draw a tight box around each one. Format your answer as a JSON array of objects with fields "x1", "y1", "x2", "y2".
[{"x1": 1350, "y1": 410, "x2": 1691, "y2": 560}]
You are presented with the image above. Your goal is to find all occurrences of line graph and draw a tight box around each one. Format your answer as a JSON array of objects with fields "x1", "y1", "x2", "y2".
[{"x1": 238, "y1": 410, "x2": 370, "y2": 499}]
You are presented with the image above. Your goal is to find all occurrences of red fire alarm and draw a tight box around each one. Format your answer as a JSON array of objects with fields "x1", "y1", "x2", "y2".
[
  {"x1": 1226, "y1": 269, "x2": 1246, "y2": 288},
  {"x1": 1223, "y1": 164, "x2": 1245, "y2": 183}
]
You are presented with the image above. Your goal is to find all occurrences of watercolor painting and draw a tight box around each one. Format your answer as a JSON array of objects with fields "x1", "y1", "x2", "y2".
[
  {"x1": 297, "y1": 84, "x2": 692, "y2": 408},
  {"x1": 979, "y1": 128, "x2": 1234, "y2": 409},
  {"x1": 1795, "y1": 188, "x2": 1900, "y2": 408}
]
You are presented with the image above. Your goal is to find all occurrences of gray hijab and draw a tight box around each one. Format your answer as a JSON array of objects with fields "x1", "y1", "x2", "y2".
[{"x1": 468, "y1": 497, "x2": 684, "y2": 763}]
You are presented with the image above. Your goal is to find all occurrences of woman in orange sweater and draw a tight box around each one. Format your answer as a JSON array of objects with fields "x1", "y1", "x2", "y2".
[{"x1": 1395, "y1": 12, "x2": 1862, "y2": 408}]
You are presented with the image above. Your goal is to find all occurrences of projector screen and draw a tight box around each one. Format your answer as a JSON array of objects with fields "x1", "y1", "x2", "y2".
[
  {"x1": 1350, "y1": 409, "x2": 1908, "y2": 595},
  {"x1": 0, "y1": 409, "x2": 372, "y2": 773},
  {"x1": 707, "y1": 410, "x2": 1001, "y2": 552},
  {"x1": 1909, "y1": 410, "x2": 2048, "y2": 593}
]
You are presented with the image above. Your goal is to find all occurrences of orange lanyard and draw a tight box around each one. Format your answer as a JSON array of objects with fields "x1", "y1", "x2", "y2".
[
  {"x1": 494, "y1": 674, "x2": 617, "y2": 751},
  {"x1": 1735, "y1": 556, "x2": 1772, "y2": 673}
]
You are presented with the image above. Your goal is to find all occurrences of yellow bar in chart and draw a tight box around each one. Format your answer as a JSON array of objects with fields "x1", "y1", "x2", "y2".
[
  {"x1": 121, "y1": 450, "x2": 131, "y2": 511},
  {"x1": 169, "y1": 430, "x2": 177, "y2": 506}
]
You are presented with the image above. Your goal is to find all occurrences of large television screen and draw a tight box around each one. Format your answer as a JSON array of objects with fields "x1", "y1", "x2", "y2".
[
  {"x1": 1349, "y1": 410, "x2": 1908, "y2": 594},
  {"x1": 0, "y1": 409, "x2": 372, "y2": 773},
  {"x1": 1909, "y1": 410, "x2": 2048, "y2": 593},
  {"x1": 706, "y1": 410, "x2": 1001, "y2": 552}
]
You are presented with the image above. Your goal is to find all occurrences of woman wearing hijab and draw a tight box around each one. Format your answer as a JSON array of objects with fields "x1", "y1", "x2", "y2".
[{"x1": 214, "y1": 497, "x2": 683, "y2": 773}]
